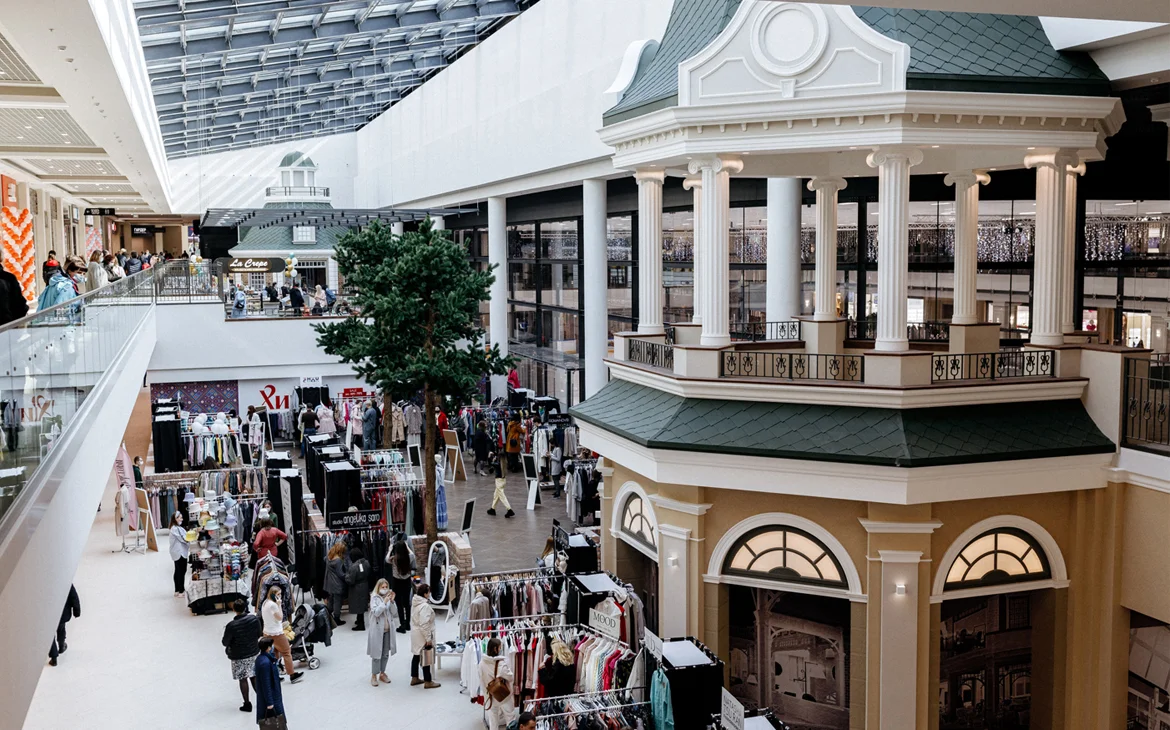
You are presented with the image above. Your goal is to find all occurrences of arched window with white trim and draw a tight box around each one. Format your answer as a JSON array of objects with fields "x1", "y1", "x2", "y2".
[
  {"x1": 943, "y1": 528, "x2": 1050, "y2": 591},
  {"x1": 620, "y1": 492, "x2": 656, "y2": 552},
  {"x1": 722, "y1": 525, "x2": 847, "y2": 589}
]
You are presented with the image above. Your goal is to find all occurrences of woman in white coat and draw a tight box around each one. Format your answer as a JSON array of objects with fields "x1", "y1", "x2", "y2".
[
  {"x1": 366, "y1": 579, "x2": 397, "y2": 686},
  {"x1": 409, "y1": 583, "x2": 440, "y2": 689},
  {"x1": 479, "y1": 637, "x2": 516, "y2": 729}
]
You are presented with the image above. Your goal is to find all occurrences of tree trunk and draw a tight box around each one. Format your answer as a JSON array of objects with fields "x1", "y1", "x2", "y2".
[{"x1": 423, "y1": 385, "x2": 438, "y2": 547}]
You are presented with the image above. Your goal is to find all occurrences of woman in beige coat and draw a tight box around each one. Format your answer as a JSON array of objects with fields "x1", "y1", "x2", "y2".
[
  {"x1": 366, "y1": 579, "x2": 397, "y2": 686},
  {"x1": 409, "y1": 583, "x2": 440, "y2": 688}
]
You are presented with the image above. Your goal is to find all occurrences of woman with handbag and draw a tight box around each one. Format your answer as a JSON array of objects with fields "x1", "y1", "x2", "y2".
[
  {"x1": 479, "y1": 637, "x2": 516, "y2": 729},
  {"x1": 366, "y1": 578, "x2": 397, "y2": 686},
  {"x1": 409, "y1": 583, "x2": 441, "y2": 689},
  {"x1": 324, "y1": 541, "x2": 349, "y2": 626},
  {"x1": 261, "y1": 585, "x2": 303, "y2": 684},
  {"x1": 254, "y1": 637, "x2": 287, "y2": 728},
  {"x1": 346, "y1": 546, "x2": 371, "y2": 631}
]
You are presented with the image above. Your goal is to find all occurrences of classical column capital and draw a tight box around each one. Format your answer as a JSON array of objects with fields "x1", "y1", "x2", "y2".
[
  {"x1": 1023, "y1": 149, "x2": 1079, "y2": 171},
  {"x1": 633, "y1": 168, "x2": 665, "y2": 185},
  {"x1": 686, "y1": 156, "x2": 744, "y2": 176},
  {"x1": 866, "y1": 146, "x2": 924, "y2": 168},
  {"x1": 943, "y1": 170, "x2": 990, "y2": 188},
  {"x1": 806, "y1": 176, "x2": 847, "y2": 193},
  {"x1": 1067, "y1": 161, "x2": 1087, "y2": 176},
  {"x1": 681, "y1": 174, "x2": 702, "y2": 192}
]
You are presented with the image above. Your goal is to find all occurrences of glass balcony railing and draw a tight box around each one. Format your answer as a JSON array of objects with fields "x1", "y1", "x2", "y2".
[{"x1": 0, "y1": 268, "x2": 158, "y2": 526}]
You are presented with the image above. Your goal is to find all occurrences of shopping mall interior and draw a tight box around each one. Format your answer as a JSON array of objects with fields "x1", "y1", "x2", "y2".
[{"x1": 0, "y1": 0, "x2": 1167, "y2": 728}]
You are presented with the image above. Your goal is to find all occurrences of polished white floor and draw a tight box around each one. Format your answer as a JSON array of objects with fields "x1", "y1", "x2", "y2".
[{"x1": 25, "y1": 478, "x2": 489, "y2": 730}]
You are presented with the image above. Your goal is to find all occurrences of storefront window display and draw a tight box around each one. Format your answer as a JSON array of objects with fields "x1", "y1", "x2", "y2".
[
  {"x1": 1128, "y1": 613, "x2": 1170, "y2": 730},
  {"x1": 607, "y1": 215, "x2": 635, "y2": 335}
]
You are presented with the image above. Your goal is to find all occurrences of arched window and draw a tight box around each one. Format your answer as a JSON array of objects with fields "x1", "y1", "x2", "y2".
[
  {"x1": 620, "y1": 493, "x2": 656, "y2": 551},
  {"x1": 943, "y1": 528, "x2": 1050, "y2": 591},
  {"x1": 722, "y1": 525, "x2": 846, "y2": 588}
]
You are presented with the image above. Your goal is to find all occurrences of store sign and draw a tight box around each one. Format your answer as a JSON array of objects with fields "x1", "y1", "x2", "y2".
[
  {"x1": 300, "y1": 376, "x2": 322, "y2": 387},
  {"x1": 588, "y1": 608, "x2": 621, "y2": 641},
  {"x1": 342, "y1": 387, "x2": 373, "y2": 398},
  {"x1": 721, "y1": 689, "x2": 744, "y2": 730},
  {"x1": 131, "y1": 225, "x2": 155, "y2": 236},
  {"x1": 259, "y1": 384, "x2": 290, "y2": 410},
  {"x1": 546, "y1": 413, "x2": 572, "y2": 425},
  {"x1": 643, "y1": 628, "x2": 663, "y2": 661},
  {"x1": 327, "y1": 509, "x2": 382, "y2": 530},
  {"x1": 85, "y1": 207, "x2": 115, "y2": 216},
  {"x1": 216, "y1": 256, "x2": 286, "y2": 275}
]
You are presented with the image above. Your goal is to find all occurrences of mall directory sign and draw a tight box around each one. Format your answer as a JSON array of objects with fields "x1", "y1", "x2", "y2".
[{"x1": 215, "y1": 257, "x2": 287, "y2": 274}]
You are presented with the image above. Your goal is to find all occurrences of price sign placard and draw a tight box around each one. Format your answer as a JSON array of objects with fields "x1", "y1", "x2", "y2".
[
  {"x1": 588, "y1": 607, "x2": 622, "y2": 641},
  {"x1": 721, "y1": 688, "x2": 744, "y2": 730},
  {"x1": 327, "y1": 509, "x2": 382, "y2": 530},
  {"x1": 643, "y1": 628, "x2": 663, "y2": 660}
]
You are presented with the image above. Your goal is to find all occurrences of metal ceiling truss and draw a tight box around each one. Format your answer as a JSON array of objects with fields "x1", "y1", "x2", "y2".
[{"x1": 135, "y1": 0, "x2": 534, "y2": 158}]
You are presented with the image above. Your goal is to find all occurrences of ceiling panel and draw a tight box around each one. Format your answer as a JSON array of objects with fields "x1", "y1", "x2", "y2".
[
  {"x1": 0, "y1": 109, "x2": 95, "y2": 147},
  {"x1": 0, "y1": 32, "x2": 42, "y2": 84},
  {"x1": 134, "y1": 0, "x2": 539, "y2": 159},
  {"x1": 60, "y1": 183, "x2": 138, "y2": 194},
  {"x1": 21, "y1": 158, "x2": 121, "y2": 176}
]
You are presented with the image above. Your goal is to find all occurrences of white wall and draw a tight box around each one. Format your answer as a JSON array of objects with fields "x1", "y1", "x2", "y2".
[
  {"x1": 352, "y1": 0, "x2": 673, "y2": 208},
  {"x1": 149, "y1": 303, "x2": 363, "y2": 382},
  {"x1": 167, "y1": 134, "x2": 358, "y2": 214}
]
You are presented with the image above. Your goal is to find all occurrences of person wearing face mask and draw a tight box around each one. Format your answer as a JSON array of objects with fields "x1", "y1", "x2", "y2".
[
  {"x1": 261, "y1": 584, "x2": 303, "y2": 683},
  {"x1": 366, "y1": 578, "x2": 398, "y2": 686},
  {"x1": 37, "y1": 256, "x2": 81, "y2": 311},
  {"x1": 168, "y1": 512, "x2": 189, "y2": 596},
  {"x1": 253, "y1": 637, "x2": 287, "y2": 727}
]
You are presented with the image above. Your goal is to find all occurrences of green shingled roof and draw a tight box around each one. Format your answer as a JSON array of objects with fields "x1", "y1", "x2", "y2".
[
  {"x1": 603, "y1": 2, "x2": 1109, "y2": 125},
  {"x1": 569, "y1": 380, "x2": 1114, "y2": 467},
  {"x1": 233, "y1": 201, "x2": 351, "y2": 252}
]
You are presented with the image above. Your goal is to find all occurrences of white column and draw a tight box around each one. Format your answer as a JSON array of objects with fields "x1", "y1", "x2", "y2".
[
  {"x1": 487, "y1": 196, "x2": 508, "y2": 400},
  {"x1": 1062, "y1": 160, "x2": 1085, "y2": 333},
  {"x1": 582, "y1": 179, "x2": 607, "y2": 398},
  {"x1": 807, "y1": 177, "x2": 846, "y2": 322},
  {"x1": 689, "y1": 156, "x2": 744, "y2": 347},
  {"x1": 390, "y1": 221, "x2": 404, "y2": 236},
  {"x1": 878, "y1": 550, "x2": 922, "y2": 730},
  {"x1": 944, "y1": 171, "x2": 990, "y2": 325},
  {"x1": 326, "y1": 257, "x2": 339, "y2": 291},
  {"x1": 867, "y1": 147, "x2": 923, "y2": 352},
  {"x1": 767, "y1": 177, "x2": 803, "y2": 323},
  {"x1": 683, "y1": 175, "x2": 703, "y2": 324},
  {"x1": 635, "y1": 169, "x2": 665, "y2": 335},
  {"x1": 432, "y1": 216, "x2": 445, "y2": 231},
  {"x1": 1025, "y1": 149, "x2": 1078, "y2": 347}
]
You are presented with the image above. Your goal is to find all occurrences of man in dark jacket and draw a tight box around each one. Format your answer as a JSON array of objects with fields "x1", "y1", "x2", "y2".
[
  {"x1": 0, "y1": 266, "x2": 29, "y2": 325},
  {"x1": 48, "y1": 584, "x2": 80, "y2": 666},
  {"x1": 125, "y1": 252, "x2": 143, "y2": 275},
  {"x1": 42, "y1": 250, "x2": 61, "y2": 285},
  {"x1": 288, "y1": 284, "x2": 304, "y2": 315},
  {"x1": 222, "y1": 598, "x2": 263, "y2": 713}
]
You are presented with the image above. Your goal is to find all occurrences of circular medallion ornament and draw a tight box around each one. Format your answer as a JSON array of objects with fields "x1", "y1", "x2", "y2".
[{"x1": 751, "y1": 3, "x2": 828, "y2": 77}]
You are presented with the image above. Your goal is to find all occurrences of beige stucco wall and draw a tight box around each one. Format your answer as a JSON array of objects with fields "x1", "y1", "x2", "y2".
[{"x1": 1122, "y1": 482, "x2": 1170, "y2": 624}]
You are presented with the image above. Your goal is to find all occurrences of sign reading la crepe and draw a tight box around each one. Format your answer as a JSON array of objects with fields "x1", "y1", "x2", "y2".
[{"x1": 215, "y1": 257, "x2": 286, "y2": 274}]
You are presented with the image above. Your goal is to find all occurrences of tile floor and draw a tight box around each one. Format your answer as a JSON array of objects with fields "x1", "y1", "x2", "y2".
[{"x1": 24, "y1": 456, "x2": 576, "y2": 729}]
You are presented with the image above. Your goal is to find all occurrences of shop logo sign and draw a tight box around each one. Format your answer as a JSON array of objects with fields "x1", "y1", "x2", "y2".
[
  {"x1": 260, "y1": 384, "x2": 289, "y2": 410},
  {"x1": 588, "y1": 608, "x2": 621, "y2": 641},
  {"x1": 22, "y1": 394, "x2": 54, "y2": 422}
]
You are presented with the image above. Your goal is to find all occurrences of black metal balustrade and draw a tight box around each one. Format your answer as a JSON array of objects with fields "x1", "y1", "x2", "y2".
[
  {"x1": 265, "y1": 186, "x2": 330, "y2": 196},
  {"x1": 1123, "y1": 355, "x2": 1170, "y2": 454},
  {"x1": 628, "y1": 338, "x2": 674, "y2": 371},
  {"x1": 720, "y1": 351, "x2": 864, "y2": 382},
  {"x1": 930, "y1": 349, "x2": 1055, "y2": 382},
  {"x1": 729, "y1": 321, "x2": 802, "y2": 342},
  {"x1": 848, "y1": 319, "x2": 949, "y2": 341}
]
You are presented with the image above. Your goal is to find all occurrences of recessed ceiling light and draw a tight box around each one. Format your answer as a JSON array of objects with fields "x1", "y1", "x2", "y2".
[
  {"x1": 64, "y1": 141, "x2": 71, "y2": 145},
  {"x1": 61, "y1": 133, "x2": 68, "y2": 137},
  {"x1": 931, "y1": 145, "x2": 939, "y2": 148},
  {"x1": 16, "y1": 136, "x2": 23, "y2": 140},
  {"x1": 1027, "y1": 146, "x2": 1035, "y2": 150},
  {"x1": 23, "y1": 125, "x2": 31, "y2": 129},
  {"x1": 35, "y1": 115, "x2": 44, "y2": 120}
]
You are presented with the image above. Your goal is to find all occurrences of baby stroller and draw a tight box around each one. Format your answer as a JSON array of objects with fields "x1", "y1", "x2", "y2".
[{"x1": 287, "y1": 602, "x2": 332, "y2": 670}]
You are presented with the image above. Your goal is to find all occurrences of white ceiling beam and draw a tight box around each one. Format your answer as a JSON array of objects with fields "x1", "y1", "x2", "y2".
[
  {"x1": 0, "y1": 146, "x2": 109, "y2": 159},
  {"x1": 0, "y1": 86, "x2": 69, "y2": 109}
]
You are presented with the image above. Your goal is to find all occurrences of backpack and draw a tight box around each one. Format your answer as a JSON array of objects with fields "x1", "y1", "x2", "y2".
[{"x1": 486, "y1": 659, "x2": 511, "y2": 704}]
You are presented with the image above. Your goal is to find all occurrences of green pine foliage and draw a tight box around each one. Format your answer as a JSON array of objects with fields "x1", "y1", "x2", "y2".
[{"x1": 315, "y1": 218, "x2": 510, "y2": 543}]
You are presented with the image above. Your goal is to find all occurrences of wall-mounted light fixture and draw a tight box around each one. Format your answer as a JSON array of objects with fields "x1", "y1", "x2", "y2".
[
  {"x1": 668, "y1": 555, "x2": 679, "y2": 567},
  {"x1": 895, "y1": 583, "x2": 906, "y2": 596}
]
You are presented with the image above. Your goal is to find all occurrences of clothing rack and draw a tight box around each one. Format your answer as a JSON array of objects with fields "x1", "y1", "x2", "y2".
[
  {"x1": 523, "y1": 687, "x2": 646, "y2": 713},
  {"x1": 534, "y1": 701, "x2": 649, "y2": 719},
  {"x1": 467, "y1": 566, "x2": 553, "y2": 582},
  {"x1": 463, "y1": 612, "x2": 563, "y2": 631}
]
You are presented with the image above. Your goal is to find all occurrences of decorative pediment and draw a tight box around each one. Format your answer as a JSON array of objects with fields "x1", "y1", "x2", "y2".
[{"x1": 678, "y1": 1, "x2": 909, "y2": 107}]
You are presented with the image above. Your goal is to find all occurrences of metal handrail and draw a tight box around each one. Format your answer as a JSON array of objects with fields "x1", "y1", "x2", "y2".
[
  {"x1": 930, "y1": 349, "x2": 1056, "y2": 383},
  {"x1": 265, "y1": 186, "x2": 330, "y2": 196},
  {"x1": 720, "y1": 351, "x2": 863, "y2": 382},
  {"x1": 627, "y1": 338, "x2": 674, "y2": 370},
  {"x1": 729, "y1": 320, "x2": 802, "y2": 342},
  {"x1": 1123, "y1": 356, "x2": 1170, "y2": 453},
  {"x1": 0, "y1": 265, "x2": 156, "y2": 333}
]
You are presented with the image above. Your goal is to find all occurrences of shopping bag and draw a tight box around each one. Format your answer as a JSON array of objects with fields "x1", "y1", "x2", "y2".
[{"x1": 259, "y1": 711, "x2": 287, "y2": 729}]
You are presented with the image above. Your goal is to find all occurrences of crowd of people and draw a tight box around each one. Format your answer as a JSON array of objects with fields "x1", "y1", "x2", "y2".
[{"x1": 228, "y1": 280, "x2": 350, "y2": 319}]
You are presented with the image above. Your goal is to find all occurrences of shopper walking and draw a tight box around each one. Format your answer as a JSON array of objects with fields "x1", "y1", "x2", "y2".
[
  {"x1": 505, "y1": 416, "x2": 524, "y2": 473},
  {"x1": 42, "y1": 250, "x2": 61, "y2": 285},
  {"x1": 487, "y1": 460, "x2": 515, "y2": 518},
  {"x1": 222, "y1": 598, "x2": 262, "y2": 713},
  {"x1": 47, "y1": 584, "x2": 80, "y2": 666},
  {"x1": 366, "y1": 578, "x2": 398, "y2": 686},
  {"x1": 37, "y1": 258, "x2": 80, "y2": 311},
  {"x1": 252, "y1": 518, "x2": 287, "y2": 560},
  {"x1": 261, "y1": 585, "x2": 303, "y2": 683},
  {"x1": 288, "y1": 284, "x2": 304, "y2": 315},
  {"x1": 85, "y1": 251, "x2": 109, "y2": 291},
  {"x1": 386, "y1": 534, "x2": 416, "y2": 632},
  {"x1": 480, "y1": 637, "x2": 517, "y2": 729},
  {"x1": 299, "y1": 405, "x2": 318, "y2": 458},
  {"x1": 472, "y1": 422, "x2": 492, "y2": 476},
  {"x1": 254, "y1": 637, "x2": 288, "y2": 727},
  {"x1": 409, "y1": 583, "x2": 440, "y2": 688},
  {"x1": 324, "y1": 541, "x2": 349, "y2": 626},
  {"x1": 103, "y1": 253, "x2": 125, "y2": 282},
  {"x1": 169, "y1": 512, "x2": 189, "y2": 596},
  {"x1": 346, "y1": 546, "x2": 371, "y2": 631},
  {"x1": 125, "y1": 252, "x2": 143, "y2": 275}
]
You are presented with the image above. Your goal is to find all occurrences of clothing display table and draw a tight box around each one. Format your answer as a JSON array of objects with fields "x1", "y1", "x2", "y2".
[{"x1": 185, "y1": 572, "x2": 252, "y2": 615}]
